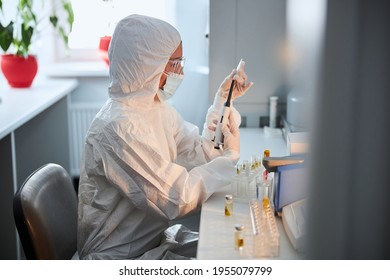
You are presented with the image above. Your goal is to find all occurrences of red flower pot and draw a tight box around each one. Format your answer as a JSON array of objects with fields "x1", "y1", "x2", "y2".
[
  {"x1": 98, "y1": 36, "x2": 111, "y2": 65},
  {"x1": 1, "y1": 54, "x2": 38, "y2": 88}
]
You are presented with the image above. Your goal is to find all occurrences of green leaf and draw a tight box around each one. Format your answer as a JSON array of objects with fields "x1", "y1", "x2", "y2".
[
  {"x1": 58, "y1": 26, "x2": 68, "y2": 46},
  {"x1": 50, "y1": 15, "x2": 58, "y2": 28},
  {"x1": 0, "y1": 22, "x2": 14, "y2": 52},
  {"x1": 21, "y1": 23, "x2": 33, "y2": 53},
  {"x1": 63, "y1": 1, "x2": 74, "y2": 31},
  {"x1": 18, "y1": 0, "x2": 33, "y2": 11}
]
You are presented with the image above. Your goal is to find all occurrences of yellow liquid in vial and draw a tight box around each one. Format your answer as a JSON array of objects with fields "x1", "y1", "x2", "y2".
[
  {"x1": 235, "y1": 237, "x2": 244, "y2": 249},
  {"x1": 262, "y1": 197, "x2": 270, "y2": 209},
  {"x1": 225, "y1": 204, "x2": 233, "y2": 216}
]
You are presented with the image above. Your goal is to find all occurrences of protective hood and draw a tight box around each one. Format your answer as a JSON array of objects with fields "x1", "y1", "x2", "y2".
[{"x1": 108, "y1": 14, "x2": 181, "y2": 102}]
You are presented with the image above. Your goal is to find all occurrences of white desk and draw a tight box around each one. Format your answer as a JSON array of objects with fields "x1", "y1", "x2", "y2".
[
  {"x1": 197, "y1": 128, "x2": 302, "y2": 259},
  {"x1": 0, "y1": 76, "x2": 78, "y2": 259},
  {"x1": 0, "y1": 77, "x2": 78, "y2": 139}
]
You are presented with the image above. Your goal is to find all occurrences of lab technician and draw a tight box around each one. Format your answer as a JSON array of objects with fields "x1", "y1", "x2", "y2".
[{"x1": 77, "y1": 14, "x2": 253, "y2": 260}]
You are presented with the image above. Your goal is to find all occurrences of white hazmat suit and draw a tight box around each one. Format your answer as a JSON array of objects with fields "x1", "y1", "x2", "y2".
[{"x1": 77, "y1": 15, "x2": 242, "y2": 260}]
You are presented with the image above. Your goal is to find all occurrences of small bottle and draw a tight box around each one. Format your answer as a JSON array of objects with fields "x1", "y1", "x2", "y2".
[
  {"x1": 234, "y1": 224, "x2": 245, "y2": 249},
  {"x1": 225, "y1": 194, "x2": 233, "y2": 216}
]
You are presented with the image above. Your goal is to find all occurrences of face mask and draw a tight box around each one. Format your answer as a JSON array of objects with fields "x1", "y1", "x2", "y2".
[{"x1": 158, "y1": 72, "x2": 184, "y2": 101}]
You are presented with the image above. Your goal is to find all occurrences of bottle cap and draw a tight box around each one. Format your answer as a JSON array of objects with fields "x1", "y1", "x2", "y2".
[
  {"x1": 235, "y1": 224, "x2": 244, "y2": 231},
  {"x1": 225, "y1": 194, "x2": 233, "y2": 201}
]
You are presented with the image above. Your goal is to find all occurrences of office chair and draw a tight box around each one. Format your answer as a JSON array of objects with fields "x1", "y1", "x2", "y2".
[{"x1": 13, "y1": 163, "x2": 79, "y2": 260}]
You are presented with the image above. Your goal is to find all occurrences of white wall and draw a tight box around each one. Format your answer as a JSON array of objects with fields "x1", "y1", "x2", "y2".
[
  {"x1": 168, "y1": 0, "x2": 210, "y2": 130},
  {"x1": 209, "y1": 0, "x2": 287, "y2": 128},
  {"x1": 285, "y1": 0, "x2": 327, "y2": 130},
  {"x1": 306, "y1": 0, "x2": 390, "y2": 259}
]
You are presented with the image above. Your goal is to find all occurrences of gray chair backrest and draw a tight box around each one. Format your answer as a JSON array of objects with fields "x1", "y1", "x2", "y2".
[{"x1": 13, "y1": 163, "x2": 78, "y2": 259}]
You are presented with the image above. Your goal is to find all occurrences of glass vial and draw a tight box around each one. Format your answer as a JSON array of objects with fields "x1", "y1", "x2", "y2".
[
  {"x1": 234, "y1": 224, "x2": 245, "y2": 249},
  {"x1": 225, "y1": 194, "x2": 233, "y2": 216}
]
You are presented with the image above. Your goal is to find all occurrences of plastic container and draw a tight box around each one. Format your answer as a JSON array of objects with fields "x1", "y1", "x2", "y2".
[{"x1": 269, "y1": 96, "x2": 278, "y2": 128}]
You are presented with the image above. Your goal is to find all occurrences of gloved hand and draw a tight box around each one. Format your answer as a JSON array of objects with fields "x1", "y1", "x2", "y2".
[
  {"x1": 202, "y1": 61, "x2": 250, "y2": 141},
  {"x1": 221, "y1": 110, "x2": 240, "y2": 163},
  {"x1": 217, "y1": 60, "x2": 253, "y2": 100}
]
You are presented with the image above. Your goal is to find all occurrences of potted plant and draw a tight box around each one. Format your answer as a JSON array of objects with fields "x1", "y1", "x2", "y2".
[
  {"x1": 98, "y1": 35, "x2": 111, "y2": 65},
  {"x1": 98, "y1": 0, "x2": 114, "y2": 65},
  {"x1": 0, "y1": 0, "x2": 74, "y2": 88}
]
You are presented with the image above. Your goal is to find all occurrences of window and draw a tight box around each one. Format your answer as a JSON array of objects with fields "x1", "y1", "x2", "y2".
[{"x1": 58, "y1": 0, "x2": 175, "y2": 61}]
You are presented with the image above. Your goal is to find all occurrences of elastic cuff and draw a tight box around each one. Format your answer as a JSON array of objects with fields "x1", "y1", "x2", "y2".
[
  {"x1": 213, "y1": 91, "x2": 227, "y2": 109},
  {"x1": 223, "y1": 150, "x2": 240, "y2": 164}
]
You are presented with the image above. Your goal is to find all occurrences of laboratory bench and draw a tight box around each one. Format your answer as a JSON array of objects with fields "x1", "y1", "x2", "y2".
[
  {"x1": 197, "y1": 128, "x2": 303, "y2": 260},
  {"x1": 0, "y1": 76, "x2": 78, "y2": 259}
]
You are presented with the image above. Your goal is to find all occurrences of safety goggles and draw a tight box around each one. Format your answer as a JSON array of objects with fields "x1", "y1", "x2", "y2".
[{"x1": 165, "y1": 57, "x2": 185, "y2": 75}]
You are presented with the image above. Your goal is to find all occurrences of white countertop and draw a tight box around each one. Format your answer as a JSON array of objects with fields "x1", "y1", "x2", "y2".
[
  {"x1": 197, "y1": 128, "x2": 302, "y2": 259},
  {"x1": 237, "y1": 127, "x2": 288, "y2": 162},
  {"x1": 197, "y1": 187, "x2": 302, "y2": 260},
  {"x1": 0, "y1": 76, "x2": 78, "y2": 139}
]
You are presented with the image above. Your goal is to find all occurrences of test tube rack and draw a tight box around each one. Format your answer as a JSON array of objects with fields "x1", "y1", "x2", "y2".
[
  {"x1": 248, "y1": 199, "x2": 280, "y2": 257},
  {"x1": 231, "y1": 158, "x2": 262, "y2": 201},
  {"x1": 230, "y1": 174, "x2": 257, "y2": 201}
]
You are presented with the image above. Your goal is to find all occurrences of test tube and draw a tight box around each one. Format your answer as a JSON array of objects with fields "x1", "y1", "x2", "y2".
[
  {"x1": 250, "y1": 155, "x2": 257, "y2": 171},
  {"x1": 236, "y1": 164, "x2": 242, "y2": 176},
  {"x1": 242, "y1": 160, "x2": 249, "y2": 176},
  {"x1": 256, "y1": 176, "x2": 273, "y2": 209}
]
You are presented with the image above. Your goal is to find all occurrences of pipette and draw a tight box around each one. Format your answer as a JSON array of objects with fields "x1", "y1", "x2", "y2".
[{"x1": 213, "y1": 59, "x2": 244, "y2": 149}]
